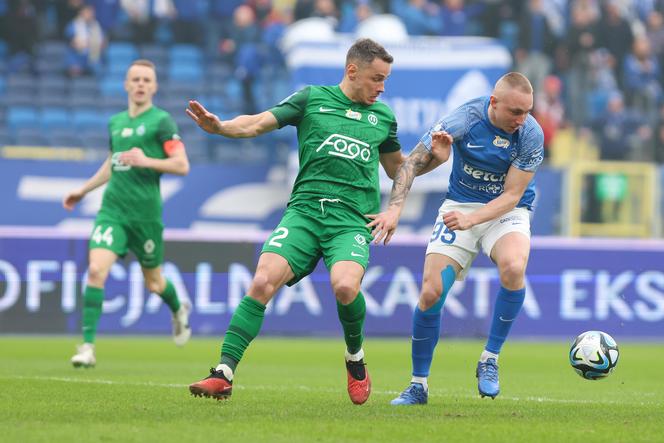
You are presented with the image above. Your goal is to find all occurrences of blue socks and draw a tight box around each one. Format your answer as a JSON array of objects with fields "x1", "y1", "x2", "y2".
[
  {"x1": 411, "y1": 265, "x2": 456, "y2": 377},
  {"x1": 485, "y1": 286, "x2": 526, "y2": 354}
]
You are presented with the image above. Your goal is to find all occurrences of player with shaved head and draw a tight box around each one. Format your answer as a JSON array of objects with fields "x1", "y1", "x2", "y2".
[{"x1": 367, "y1": 72, "x2": 544, "y2": 404}]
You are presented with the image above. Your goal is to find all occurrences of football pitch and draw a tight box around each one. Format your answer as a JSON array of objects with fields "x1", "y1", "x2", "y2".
[{"x1": 1, "y1": 336, "x2": 662, "y2": 443}]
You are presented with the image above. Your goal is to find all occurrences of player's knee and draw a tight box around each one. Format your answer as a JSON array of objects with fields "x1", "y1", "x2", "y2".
[
  {"x1": 498, "y1": 258, "x2": 527, "y2": 287},
  {"x1": 145, "y1": 278, "x2": 163, "y2": 294},
  {"x1": 332, "y1": 279, "x2": 360, "y2": 304},
  {"x1": 249, "y1": 273, "x2": 276, "y2": 301},
  {"x1": 419, "y1": 284, "x2": 441, "y2": 311},
  {"x1": 87, "y1": 262, "x2": 109, "y2": 286}
]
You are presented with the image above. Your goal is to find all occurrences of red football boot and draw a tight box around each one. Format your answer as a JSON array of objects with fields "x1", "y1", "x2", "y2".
[
  {"x1": 189, "y1": 365, "x2": 233, "y2": 400},
  {"x1": 346, "y1": 358, "x2": 371, "y2": 405}
]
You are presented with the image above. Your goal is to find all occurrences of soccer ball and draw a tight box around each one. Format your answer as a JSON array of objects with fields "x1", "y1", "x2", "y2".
[{"x1": 569, "y1": 330, "x2": 619, "y2": 380}]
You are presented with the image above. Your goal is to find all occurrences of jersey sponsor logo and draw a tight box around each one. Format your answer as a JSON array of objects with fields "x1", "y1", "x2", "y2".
[
  {"x1": 345, "y1": 109, "x2": 362, "y2": 120},
  {"x1": 111, "y1": 152, "x2": 131, "y2": 171},
  {"x1": 368, "y1": 113, "x2": 378, "y2": 125},
  {"x1": 121, "y1": 128, "x2": 134, "y2": 137},
  {"x1": 319, "y1": 106, "x2": 335, "y2": 112},
  {"x1": 481, "y1": 183, "x2": 503, "y2": 195},
  {"x1": 466, "y1": 142, "x2": 483, "y2": 149},
  {"x1": 136, "y1": 124, "x2": 146, "y2": 136},
  {"x1": 462, "y1": 163, "x2": 506, "y2": 183},
  {"x1": 493, "y1": 135, "x2": 510, "y2": 148},
  {"x1": 316, "y1": 134, "x2": 371, "y2": 162}
]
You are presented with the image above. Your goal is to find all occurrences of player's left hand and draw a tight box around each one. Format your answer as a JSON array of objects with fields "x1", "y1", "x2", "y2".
[
  {"x1": 119, "y1": 147, "x2": 149, "y2": 168},
  {"x1": 443, "y1": 210, "x2": 474, "y2": 231}
]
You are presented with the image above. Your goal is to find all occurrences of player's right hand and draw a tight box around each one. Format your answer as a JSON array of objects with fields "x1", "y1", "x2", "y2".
[
  {"x1": 63, "y1": 190, "x2": 85, "y2": 211},
  {"x1": 186, "y1": 100, "x2": 223, "y2": 134},
  {"x1": 430, "y1": 131, "x2": 453, "y2": 163}
]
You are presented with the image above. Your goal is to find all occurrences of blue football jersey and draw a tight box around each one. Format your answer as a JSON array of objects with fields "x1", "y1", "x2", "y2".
[{"x1": 421, "y1": 96, "x2": 544, "y2": 209}]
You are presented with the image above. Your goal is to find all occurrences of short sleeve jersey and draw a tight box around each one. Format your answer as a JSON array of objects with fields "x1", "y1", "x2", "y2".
[
  {"x1": 99, "y1": 106, "x2": 180, "y2": 222},
  {"x1": 269, "y1": 85, "x2": 401, "y2": 216},
  {"x1": 420, "y1": 96, "x2": 544, "y2": 210}
]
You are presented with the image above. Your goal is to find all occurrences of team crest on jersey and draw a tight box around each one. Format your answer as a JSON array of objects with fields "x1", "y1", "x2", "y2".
[
  {"x1": 493, "y1": 136, "x2": 510, "y2": 148},
  {"x1": 136, "y1": 124, "x2": 146, "y2": 136},
  {"x1": 143, "y1": 239, "x2": 155, "y2": 254},
  {"x1": 354, "y1": 234, "x2": 367, "y2": 246},
  {"x1": 345, "y1": 109, "x2": 362, "y2": 120},
  {"x1": 368, "y1": 113, "x2": 378, "y2": 125},
  {"x1": 121, "y1": 127, "x2": 134, "y2": 137}
]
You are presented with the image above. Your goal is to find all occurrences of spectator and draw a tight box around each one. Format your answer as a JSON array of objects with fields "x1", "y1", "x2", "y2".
[
  {"x1": 338, "y1": 0, "x2": 374, "y2": 33},
  {"x1": 65, "y1": 4, "x2": 105, "y2": 77},
  {"x1": 534, "y1": 75, "x2": 566, "y2": 158},
  {"x1": 5, "y1": 0, "x2": 39, "y2": 73},
  {"x1": 220, "y1": 5, "x2": 263, "y2": 114},
  {"x1": 172, "y1": 0, "x2": 205, "y2": 45},
  {"x1": 399, "y1": 0, "x2": 440, "y2": 35},
  {"x1": 87, "y1": 0, "x2": 121, "y2": 38},
  {"x1": 592, "y1": 92, "x2": 652, "y2": 161},
  {"x1": 623, "y1": 35, "x2": 662, "y2": 124},
  {"x1": 515, "y1": 0, "x2": 558, "y2": 91},
  {"x1": 437, "y1": 0, "x2": 483, "y2": 37},
  {"x1": 120, "y1": 0, "x2": 175, "y2": 44},
  {"x1": 56, "y1": 0, "x2": 85, "y2": 39},
  {"x1": 645, "y1": 10, "x2": 664, "y2": 85},
  {"x1": 655, "y1": 102, "x2": 664, "y2": 163},
  {"x1": 596, "y1": 0, "x2": 634, "y2": 88},
  {"x1": 565, "y1": 1, "x2": 600, "y2": 128},
  {"x1": 206, "y1": 0, "x2": 244, "y2": 57}
]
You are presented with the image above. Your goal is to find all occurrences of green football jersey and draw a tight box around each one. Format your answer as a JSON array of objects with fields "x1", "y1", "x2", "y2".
[
  {"x1": 269, "y1": 85, "x2": 401, "y2": 216},
  {"x1": 99, "y1": 106, "x2": 180, "y2": 222}
]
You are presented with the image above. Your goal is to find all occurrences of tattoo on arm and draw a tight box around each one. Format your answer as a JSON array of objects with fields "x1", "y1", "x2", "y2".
[{"x1": 388, "y1": 143, "x2": 433, "y2": 208}]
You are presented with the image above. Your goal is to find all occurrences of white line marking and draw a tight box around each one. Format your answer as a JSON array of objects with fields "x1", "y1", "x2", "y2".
[{"x1": 3, "y1": 375, "x2": 660, "y2": 406}]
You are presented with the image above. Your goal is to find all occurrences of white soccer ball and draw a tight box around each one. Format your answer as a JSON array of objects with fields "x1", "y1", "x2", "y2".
[{"x1": 569, "y1": 330, "x2": 619, "y2": 380}]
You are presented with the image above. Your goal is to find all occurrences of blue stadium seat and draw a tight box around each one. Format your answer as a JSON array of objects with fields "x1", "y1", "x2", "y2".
[
  {"x1": 168, "y1": 62, "x2": 203, "y2": 82},
  {"x1": 38, "y1": 75, "x2": 68, "y2": 95},
  {"x1": 40, "y1": 108, "x2": 71, "y2": 131},
  {"x1": 35, "y1": 58, "x2": 65, "y2": 75},
  {"x1": 0, "y1": 77, "x2": 5, "y2": 96},
  {"x1": 49, "y1": 128, "x2": 83, "y2": 148},
  {"x1": 38, "y1": 40, "x2": 67, "y2": 63},
  {"x1": 79, "y1": 130, "x2": 109, "y2": 150},
  {"x1": 7, "y1": 106, "x2": 39, "y2": 132},
  {"x1": 7, "y1": 74, "x2": 37, "y2": 89},
  {"x1": 181, "y1": 131, "x2": 209, "y2": 162},
  {"x1": 69, "y1": 92, "x2": 102, "y2": 109},
  {"x1": 170, "y1": 44, "x2": 203, "y2": 64},
  {"x1": 70, "y1": 77, "x2": 99, "y2": 95},
  {"x1": 15, "y1": 128, "x2": 49, "y2": 146},
  {"x1": 100, "y1": 75, "x2": 125, "y2": 96},
  {"x1": 107, "y1": 42, "x2": 138, "y2": 63},
  {"x1": 140, "y1": 44, "x2": 169, "y2": 65},
  {"x1": 37, "y1": 91, "x2": 69, "y2": 108},
  {"x1": 72, "y1": 109, "x2": 107, "y2": 131}
]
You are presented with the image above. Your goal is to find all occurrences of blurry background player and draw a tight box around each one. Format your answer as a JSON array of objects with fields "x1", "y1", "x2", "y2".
[
  {"x1": 185, "y1": 38, "x2": 439, "y2": 404},
  {"x1": 368, "y1": 72, "x2": 544, "y2": 404},
  {"x1": 63, "y1": 59, "x2": 192, "y2": 368}
]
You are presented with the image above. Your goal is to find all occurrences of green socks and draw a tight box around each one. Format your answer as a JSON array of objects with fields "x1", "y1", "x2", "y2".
[
  {"x1": 220, "y1": 296, "x2": 267, "y2": 371},
  {"x1": 337, "y1": 292, "x2": 366, "y2": 355},
  {"x1": 82, "y1": 286, "x2": 104, "y2": 344},
  {"x1": 158, "y1": 279, "x2": 181, "y2": 314}
]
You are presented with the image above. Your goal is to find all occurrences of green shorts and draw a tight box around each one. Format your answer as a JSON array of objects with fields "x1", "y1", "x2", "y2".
[
  {"x1": 89, "y1": 217, "x2": 164, "y2": 268},
  {"x1": 261, "y1": 199, "x2": 372, "y2": 286}
]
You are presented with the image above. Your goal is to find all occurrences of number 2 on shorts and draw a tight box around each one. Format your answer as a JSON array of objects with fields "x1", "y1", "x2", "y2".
[{"x1": 268, "y1": 227, "x2": 289, "y2": 247}]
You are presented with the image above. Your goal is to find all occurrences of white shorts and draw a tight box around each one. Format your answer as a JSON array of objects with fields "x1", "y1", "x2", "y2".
[{"x1": 425, "y1": 200, "x2": 532, "y2": 280}]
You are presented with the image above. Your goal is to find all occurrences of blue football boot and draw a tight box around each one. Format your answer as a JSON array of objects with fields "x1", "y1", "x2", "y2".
[
  {"x1": 390, "y1": 382, "x2": 428, "y2": 405},
  {"x1": 476, "y1": 358, "x2": 500, "y2": 398}
]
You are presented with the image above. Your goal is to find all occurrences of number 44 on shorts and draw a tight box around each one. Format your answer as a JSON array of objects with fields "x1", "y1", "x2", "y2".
[{"x1": 92, "y1": 226, "x2": 114, "y2": 246}]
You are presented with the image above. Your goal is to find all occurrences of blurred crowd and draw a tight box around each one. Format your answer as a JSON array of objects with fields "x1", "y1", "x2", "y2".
[{"x1": 1, "y1": 0, "x2": 664, "y2": 164}]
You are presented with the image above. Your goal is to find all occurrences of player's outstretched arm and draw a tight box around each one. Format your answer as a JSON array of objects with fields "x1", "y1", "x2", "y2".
[
  {"x1": 367, "y1": 142, "x2": 437, "y2": 245},
  {"x1": 63, "y1": 156, "x2": 112, "y2": 211},
  {"x1": 186, "y1": 100, "x2": 279, "y2": 138}
]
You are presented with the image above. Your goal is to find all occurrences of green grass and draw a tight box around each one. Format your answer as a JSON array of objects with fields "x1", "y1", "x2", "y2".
[{"x1": 1, "y1": 336, "x2": 662, "y2": 443}]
